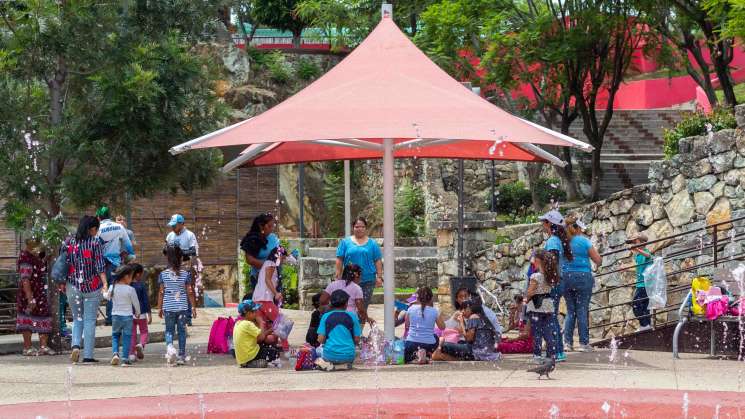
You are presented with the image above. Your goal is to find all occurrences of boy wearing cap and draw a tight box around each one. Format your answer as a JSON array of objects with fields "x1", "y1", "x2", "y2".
[
  {"x1": 234, "y1": 299, "x2": 278, "y2": 368},
  {"x1": 97, "y1": 206, "x2": 135, "y2": 325},
  {"x1": 628, "y1": 233, "x2": 653, "y2": 332},
  {"x1": 315, "y1": 290, "x2": 362, "y2": 371}
]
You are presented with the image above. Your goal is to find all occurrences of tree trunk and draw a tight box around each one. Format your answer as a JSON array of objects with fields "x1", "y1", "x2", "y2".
[
  {"x1": 526, "y1": 162, "x2": 544, "y2": 213},
  {"x1": 409, "y1": 14, "x2": 417, "y2": 37},
  {"x1": 590, "y1": 146, "x2": 602, "y2": 202},
  {"x1": 683, "y1": 34, "x2": 719, "y2": 108},
  {"x1": 292, "y1": 29, "x2": 302, "y2": 48},
  {"x1": 712, "y1": 42, "x2": 737, "y2": 108}
]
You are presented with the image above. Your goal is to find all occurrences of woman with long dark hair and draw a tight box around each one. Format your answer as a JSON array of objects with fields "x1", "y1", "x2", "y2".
[
  {"x1": 334, "y1": 217, "x2": 383, "y2": 309},
  {"x1": 538, "y1": 209, "x2": 572, "y2": 362},
  {"x1": 240, "y1": 213, "x2": 280, "y2": 292},
  {"x1": 16, "y1": 238, "x2": 53, "y2": 356},
  {"x1": 66, "y1": 215, "x2": 108, "y2": 364}
]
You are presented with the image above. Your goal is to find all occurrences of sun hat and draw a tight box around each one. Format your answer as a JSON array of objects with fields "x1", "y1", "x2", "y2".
[
  {"x1": 167, "y1": 214, "x2": 185, "y2": 227},
  {"x1": 538, "y1": 210, "x2": 565, "y2": 226},
  {"x1": 575, "y1": 219, "x2": 588, "y2": 232},
  {"x1": 238, "y1": 299, "x2": 262, "y2": 315}
]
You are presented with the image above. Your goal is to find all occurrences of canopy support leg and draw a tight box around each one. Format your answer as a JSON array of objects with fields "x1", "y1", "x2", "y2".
[
  {"x1": 344, "y1": 160, "x2": 351, "y2": 237},
  {"x1": 383, "y1": 139, "x2": 395, "y2": 341}
]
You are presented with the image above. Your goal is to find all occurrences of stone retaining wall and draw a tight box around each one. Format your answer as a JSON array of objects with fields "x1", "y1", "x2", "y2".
[{"x1": 436, "y1": 105, "x2": 745, "y2": 337}]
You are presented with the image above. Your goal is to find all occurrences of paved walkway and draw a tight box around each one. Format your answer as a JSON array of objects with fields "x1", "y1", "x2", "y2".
[{"x1": 1, "y1": 307, "x2": 743, "y2": 417}]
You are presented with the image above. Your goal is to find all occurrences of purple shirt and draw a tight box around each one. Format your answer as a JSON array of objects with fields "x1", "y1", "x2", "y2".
[{"x1": 324, "y1": 280, "x2": 363, "y2": 314}]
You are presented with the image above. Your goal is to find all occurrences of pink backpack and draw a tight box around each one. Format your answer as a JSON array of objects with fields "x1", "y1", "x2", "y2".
[
  {"x1": 208, "y1": 317, "x2": 235, "y2": 354},
  {"x1": 705, "y1": 296, "x2": 729, "y2": 321}
]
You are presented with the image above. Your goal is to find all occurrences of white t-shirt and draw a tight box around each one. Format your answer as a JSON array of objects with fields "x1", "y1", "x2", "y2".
[{"x1": 253, "y1": 260, "x2": 278, "y2": 302}]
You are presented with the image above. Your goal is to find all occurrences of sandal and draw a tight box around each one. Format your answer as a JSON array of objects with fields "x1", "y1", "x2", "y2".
[
  {"x1": 23, "y1": 348, "x2": 37, "y2": 356},
  {"x1": 38, "y1": 346, "x2": 56, "y2": 356}
]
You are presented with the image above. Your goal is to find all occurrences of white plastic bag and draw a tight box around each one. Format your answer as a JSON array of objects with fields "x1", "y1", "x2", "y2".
[
  {"x1": 273, "y1": 313, "x2": 294, "y2": 340},
  {"x1": 643, "y1": 257, "x2": 667, "y2": 310}
]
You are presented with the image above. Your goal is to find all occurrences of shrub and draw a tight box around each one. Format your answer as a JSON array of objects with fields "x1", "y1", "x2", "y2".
[
  {"x1": 494, "y1": 235, "x2": 512, "y2": 245},
  {"x1": 245, "y1": 47, "x2": 270, "y2": 68},
  {"x1": 663, "y1": 107, "x2": 737, "y2": 159},
  {"x1": 534, "y1": 177, "x2": 567, "y2": 206},
  {"x1": 266, "y1": 51, "x2": 291, "y2": 84},
  {"x1": 296, "y1": 57, "x2": 321, "y2": 81},
  {"x1": 395, "y1": 179, "x2": 426, "y2": 237},
  {"x1": 494, "y1": 181, "x2": 532, "y2": 217}
]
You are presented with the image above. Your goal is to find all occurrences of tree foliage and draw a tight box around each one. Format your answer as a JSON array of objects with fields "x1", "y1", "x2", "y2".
[
  {"x1": 252, "y1": 0, "x2": 310, "y2": 47},
  {"x1": 0, "y1": 1, "x2": 227, "y2": 245}
]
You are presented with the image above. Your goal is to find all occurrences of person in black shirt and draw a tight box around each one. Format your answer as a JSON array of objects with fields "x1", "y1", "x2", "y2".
[{"x1": 305, "y1": 293, "x2": 322, "y2": 347}]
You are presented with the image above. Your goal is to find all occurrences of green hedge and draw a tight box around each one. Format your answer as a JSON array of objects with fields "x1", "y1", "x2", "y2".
[{"x1": 663, "y1": 107, "x2": 736, "y2": 159}]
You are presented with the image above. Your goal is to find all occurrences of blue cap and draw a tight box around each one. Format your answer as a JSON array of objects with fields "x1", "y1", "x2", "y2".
[
  {"x1": 167, "y1": 214, "x2": 185, "y2": 227},
  {"x1": 238, "y1": 299, "x2": 262, "y2": 315}
]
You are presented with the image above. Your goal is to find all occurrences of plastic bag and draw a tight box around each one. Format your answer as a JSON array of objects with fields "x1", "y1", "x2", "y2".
[
  {"x1": 273, "y1": 313, "x2": 294, "y2": 340},
  {"x1": 643, "y1": 257, "x2": 667, "y2": 310}
]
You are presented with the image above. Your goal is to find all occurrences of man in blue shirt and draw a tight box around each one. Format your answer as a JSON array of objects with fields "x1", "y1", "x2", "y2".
[
  {"x1": 97, "y1": 206, "x2": 135, "y2": 325},
  {"x1": 315, "y1": 290, "x2": 361, "y2": 371}
]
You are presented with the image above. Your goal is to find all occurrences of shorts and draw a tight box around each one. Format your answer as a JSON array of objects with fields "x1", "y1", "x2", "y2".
[{"x1": 440, "y1": 342, "x2": 474, "y2": 360}]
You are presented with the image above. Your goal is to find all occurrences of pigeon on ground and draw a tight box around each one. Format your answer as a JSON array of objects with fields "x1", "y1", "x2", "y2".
[{"x1": 527, "y1": 358, "x2": 556, "y2": 379}]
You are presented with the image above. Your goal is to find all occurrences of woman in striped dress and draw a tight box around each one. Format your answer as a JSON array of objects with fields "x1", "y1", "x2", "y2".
[
  {"x1": 66, "y1": 216, "x2": 108, "y2": 364},
  {"x1": 158, "y1": 245, "x2": 197, "y2": 365}
]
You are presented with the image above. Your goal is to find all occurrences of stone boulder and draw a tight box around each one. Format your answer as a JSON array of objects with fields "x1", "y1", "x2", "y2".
[
  {"x1": 687, "y1": 175, "x2": 717, "y2": 193},
  {"x1": 706, "y1": 198, "x2": 732, "y2": 231},
  {"x1": 665, "y1": 190, "x2": 695, "y2": 227},
  {"x1": 221, "y1": 46, "x2": 250, "y2": 85},
  {"x1": 693, "y1": 191, "x2": 715, "y2": 215}
]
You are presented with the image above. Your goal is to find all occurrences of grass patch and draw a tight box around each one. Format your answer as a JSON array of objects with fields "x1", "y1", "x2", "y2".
[{"x1": 715, "y1": 83, "x2": 745, "y2": 104}]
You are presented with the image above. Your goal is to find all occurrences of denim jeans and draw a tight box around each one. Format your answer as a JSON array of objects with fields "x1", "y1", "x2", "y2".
[
  {"x1": 111, "y1": 315, "x2": 133, "y2": 359},
  {"x1": 550, "y1": 282, "x2": 565, "y2": 355},
  {"x1": 563, "y1": 271, "x2": 594, "y2": 346},
  {"x1": 529, "y1": 312, "x2": 557, "y2": 358},
  {"x1": 632, "y1": 287, "x2": 651, "y2": 327},
  {"x1": 360, "y1": 282, "x2": 375, "y2": 309},
  {"x1": 104, "y1": 262, "x2": 116, "y2": 325},
  {"x1": 164, "y1": 310, "x2": 189, "y2": 357},
  {"x1": 67, "y1": 286, "x2": 102, "y2": 359},
  {"x1": 59, "y1": 292, "x2": 68, "y2": 333}
]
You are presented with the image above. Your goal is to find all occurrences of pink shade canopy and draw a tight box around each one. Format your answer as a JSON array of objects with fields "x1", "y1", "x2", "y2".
[{"x1": 172, "y1": 16, "x2": 590, "y2": 162}]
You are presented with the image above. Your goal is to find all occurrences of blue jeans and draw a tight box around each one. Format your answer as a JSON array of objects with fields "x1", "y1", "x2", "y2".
[
  {"x1": 360, "y1": 281, "x2": 375, "y2": 309},
  {"x1": 563, "y1": 271, "x2": 594, "y2": 346},
  {"x1": 529, "y1": 312, "x2": 557, "y2": 358},
  {"x1": 165, "y1": 310, "x2": 189, "y2": 357},
  {"x1": 550, "y1": 282, "x2": 565, "y2": 355},
  {"x1": 633, "y1": 287, "x2": 651, "y2": 327},
  {"x1": 104, "y1": 262, "x2": 116, "y2": 325},
  {"x1": 67, "y1": 286, "x2": 102, "y2": 359},
  {"x1": 111, "y1": 315, "x2": 133, "y2": 359}
]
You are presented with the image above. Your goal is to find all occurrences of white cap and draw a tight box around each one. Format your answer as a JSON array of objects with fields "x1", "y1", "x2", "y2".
[
  {"x1": 538, "y1": 210, "x2": 565, "y2": 226},
  {"x1": 576, "y1": 220, "x2": 588, "y2": 231}
]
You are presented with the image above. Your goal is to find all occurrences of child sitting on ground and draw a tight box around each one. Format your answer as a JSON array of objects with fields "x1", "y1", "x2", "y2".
[
  {"x1": 305, "y1": 293, "x2": 322, "y2": 347},
  {"x1": 234, "y1": 299, "x2": 279, "y2": 368},
  {"x1": 110, "y1": 264, "x2": 141, "y2": 367},
  {"x1": 315, "y1": 290, "x2": 362, "y2": 371},
  {"x1": 129, "y1": 264, "x2": 151, "y2": 363},
  {"x1": 498, "y1": 296, "x2": 533, "y2": 354}
]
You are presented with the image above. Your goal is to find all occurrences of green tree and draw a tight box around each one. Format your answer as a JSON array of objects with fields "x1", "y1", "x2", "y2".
[
  {"x1": 253, "y1": 0, "x2": 310, "y2": 47},
  {"x1": 0, "y1": 0, "x2": 226, "y2": 244},
  {"x1": 644, "y1": 0, "x2": 738, "y2": 109}
]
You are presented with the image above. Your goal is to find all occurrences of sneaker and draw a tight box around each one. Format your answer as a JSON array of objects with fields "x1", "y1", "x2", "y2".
[
  {"x1": 128, "y1": 354, "x2": 137, "y2": 363},
  {"x1": 564, "y1": 342, "x2": 574, "y2": 352},
  {"x1": 637, "y1": 325, "x2": 652, "y2": 332},
  {"x1": 555, "y1": 352, "x2": 567, "y2": 362},
  {"x1": 244, "y1": 358, "x2": 268, "y2": 368},
  {"x1": 81, "y1": 358, "x2": 99, "y2": 364},
  {"x1": 577, "y1": 344, "x2": 593, "y2": 353},
  {"x1": 165, "y1": 344, "x2": 178, "y2": 366},
  {"x1": 70, "y1": 347, "x2": 80, "y2": 364},
  {"x1": 121, "y1": 362, "x2": 131, "y2": 368},
  {"x1": 38, "y1": 346, "x2": 56, "y2": 356},
  {"x1": 111, "y1": 354, "x2": 120, "y2": 366},
  {"x1": 176, "y1": 357, "x2": 185, "y2": 366},
  {"x1": 23, "y1": 348, "x2": 37, "y2": 356},
  {"x1": 135, "y1": 344, "x2": 144, "y2": 360},
  {"x1": 314, "y1": 358, "x2": 335, "y2": 372}
]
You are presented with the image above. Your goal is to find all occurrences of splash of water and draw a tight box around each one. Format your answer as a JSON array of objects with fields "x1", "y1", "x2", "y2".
[
  {"x1": 601, "y1": 401, "x2": 611, "y2": 415},
  {"x1": 548, "y1": 404, "x2": 560, "y2": 419},
  {"x1": 682, "y1": 392, "x2": 689, "y2": 419},
  {"x1": 608, "y1": 336, "x2": 618, "y2": 363}
]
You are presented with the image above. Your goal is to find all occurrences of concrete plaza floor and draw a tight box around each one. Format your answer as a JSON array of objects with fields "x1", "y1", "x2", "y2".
[{"x1": 1, "y1": 306, "x2": 744, "y2": 418}]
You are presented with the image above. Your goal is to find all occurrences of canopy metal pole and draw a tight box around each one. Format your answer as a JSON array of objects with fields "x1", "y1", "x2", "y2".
[
  {"x1": 298, "y1": 163, "x2": 305, "y2": 238},
  {"x1": 344, "y1": 160, "x2": 351, "y2": 237},
  {"x1": 458, "y1": 159, "x2": 465, "y2": 277},
  {"x1": 383, "y1": 139, "x2": 395, "y2": 341}
]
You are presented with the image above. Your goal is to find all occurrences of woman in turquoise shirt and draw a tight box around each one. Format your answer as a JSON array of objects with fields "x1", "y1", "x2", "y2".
[
  {"x1": 335, "y1": 217, "x2": 383, "y2": 310},
  {"x1": 562, "y1": 214, "x2": 602, "y2": 352}
]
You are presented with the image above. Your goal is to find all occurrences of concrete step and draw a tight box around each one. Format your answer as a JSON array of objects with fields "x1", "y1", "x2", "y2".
[{"x1": 306, "y1": 246, "x2": 437, "y2": 259}]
